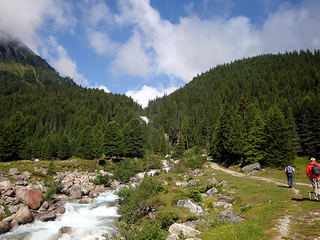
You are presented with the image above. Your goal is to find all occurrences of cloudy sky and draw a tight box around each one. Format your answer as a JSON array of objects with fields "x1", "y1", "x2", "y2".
[{"x1": 0, "y1": 0, "x2": 319, "y2": 107}]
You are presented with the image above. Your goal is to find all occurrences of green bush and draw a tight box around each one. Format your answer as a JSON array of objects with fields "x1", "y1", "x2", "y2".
[
  {"x1": 157, "y1": 211, "x2": 179, "y2": 229},
  {"x1": 187, "y1": 189, "x2": 202, "y2": 202},
  {"x1": 92, "y1": 174, "x2": 111, "y2": 187},
  {"x1": 181, "y1": 155, "x2": 207, "y2": 170},
  {"x1": 47, "y1": 159, "x2": 56, "y2": 176},
  {"x1": 116, "y1": 177, "x2": 163, "y2": 223},
  {"x1": 113, "y1": 159, "x2": 143, "y2": 183},
  {"x1": 43, "y1": 181, "x2": 63, "y2": 202}
]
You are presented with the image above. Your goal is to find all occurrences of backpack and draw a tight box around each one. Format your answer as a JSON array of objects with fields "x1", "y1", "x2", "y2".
[
  {"x1": 286, "y1": 166, "x2": 293, "y2": 174},
  {"x1": 312, "y1": 164, "x2": 320, "y2": 176}
]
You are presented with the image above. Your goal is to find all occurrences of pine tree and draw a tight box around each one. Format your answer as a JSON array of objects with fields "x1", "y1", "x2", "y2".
[
  {"x1": 244, "y1": 112, "x2": 265, "y2": 164},
  {"x1": 123, "y1": 119, "x2": 145, "y2": 158},
  {"x1": 262, "y1": 107, "x2": 295, "y2": 167},
  {"x1": 78, "y1": 126, "x2": 95, "y2": 159},
  {"x1": 58, "y1": 135, "x2": 71, "y2": 160}
]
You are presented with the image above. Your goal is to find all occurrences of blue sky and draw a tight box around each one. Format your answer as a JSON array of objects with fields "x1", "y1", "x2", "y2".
[{"x1": 0, "y1": 0, "x2": 319, "y2": 107}]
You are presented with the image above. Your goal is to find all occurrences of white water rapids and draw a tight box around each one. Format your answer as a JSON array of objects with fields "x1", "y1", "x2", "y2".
[{"x1": 0, "y1": 190, "x2": 120, "y2": 240}]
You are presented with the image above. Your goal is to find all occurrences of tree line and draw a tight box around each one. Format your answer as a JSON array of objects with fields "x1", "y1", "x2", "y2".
[
  {"x1": 0, "y1": 42, "x2": 168, "y2": 161},
  {"x1": 146, "y1": 50, "x2": 320, "y2": 167}
]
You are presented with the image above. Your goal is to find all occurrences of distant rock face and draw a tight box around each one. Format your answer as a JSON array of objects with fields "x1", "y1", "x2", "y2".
[
  {"x1": 241, "y1": 162, "x2": 261, "y2": 173},
  {"x1": 16, "y1": 188, "x2": 42, "y2": 209}
]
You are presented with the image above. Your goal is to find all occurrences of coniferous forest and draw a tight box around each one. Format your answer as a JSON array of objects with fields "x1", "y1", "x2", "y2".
[
  {"x1": 0, "y1": 40, "x2": 167, "y2": 162},
  {"x1": 1, "y1": 40, "x2": 320, "y2": 168},
  {"x1": 146, "y1": 50, "x2": 320, "y2": 167}
]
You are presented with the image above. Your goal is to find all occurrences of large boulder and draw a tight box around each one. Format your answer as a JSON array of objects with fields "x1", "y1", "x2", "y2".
[
  {"x1": 168, "y1": 223, "x2": 201, "y2": 238},
  {"x1": 0, "y1": 221, "x2": 11, "y2": 234},
  {"x1": 15, "y1": 188, "x2": 42, "y2": 209},
  {"x1": 13, "y1": 205, "x2": 34, "y2": 224},
  {"x1": 241, "y1": 162, "x2": 261, "y2": 173},
  {"x1": 177, "y1": 199, "x2": 206, "y2": 216}
]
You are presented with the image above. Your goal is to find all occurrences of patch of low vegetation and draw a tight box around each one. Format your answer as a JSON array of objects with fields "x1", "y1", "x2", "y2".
[
  {"x1": 43, "y1": 180, "x2": 63, "y2": 202},
  {"x1": 92, "y1": 174, "x2": 111, "y2": 187}
]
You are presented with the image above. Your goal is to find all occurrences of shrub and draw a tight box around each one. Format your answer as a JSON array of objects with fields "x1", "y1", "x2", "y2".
[
  {"x1": 157, "y1": 211, "x2": 179, "y2": 229},
  {"x1": 92, "y1": 174, "x2": 111, "y2": 187},
  {"x1": 43, "y1": 180, "x2": 63, "y2": 202},
  {"x1": 181, "y1": 155, "x2": 207, "y2": 170},
  {"x1": 47, "y1": 159, "x2": 56, "y2": 176},
  {"x1": 113, "y1": 159, "x2": 143, "y2": 183},
  {"x1": 187, "y1": 189, "x2": 202, "y2": 202},
  {"x1": 116, "y1": 177, "x2": 163, "y2": 223}
]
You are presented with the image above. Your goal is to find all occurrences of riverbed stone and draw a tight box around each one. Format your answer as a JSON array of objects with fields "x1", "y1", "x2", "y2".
[
  {"x1": 15, "y1": 188, "x2": 42, "y2": 209},
  {"x1": 79, "y1": 198, "x2": 93, "y2": 204},
  {"x1": 0, "y1": 221, "x2": 11, "y2": 234},
  {"x1": 70, "y1": 189, "x2": 82, "y2": 199},
  {"x1": 13, "y1": 205, "x2": 33, "y2": 224},
  {"x1": 39, "y1": 212, "x2": 56, "y2": 222},
  {"x1": 59, "y1": 226, "x2": 73, "y2": 236}
]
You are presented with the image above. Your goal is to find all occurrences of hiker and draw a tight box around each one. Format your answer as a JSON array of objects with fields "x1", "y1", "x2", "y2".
[
  {"x1": 285, "y1": 164, "x2": 295, "y2": 188},
  {"x1": 306, "y1": 157, "x2": 320, "y2": 200}
]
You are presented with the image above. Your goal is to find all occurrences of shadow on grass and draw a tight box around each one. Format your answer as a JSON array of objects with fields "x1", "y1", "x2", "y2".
[{"x1": 291, "y1": 197, "x2": 319, "y2": 202}]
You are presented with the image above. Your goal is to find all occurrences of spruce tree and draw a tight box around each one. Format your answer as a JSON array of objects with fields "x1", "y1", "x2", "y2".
[
  {"x1": 58, "y1": 135, "x2": 71, "y2": 160},
  {"x1": 262, "y1": 107, "x2": 295, "y2": 167},
  {"x1": 244, "y1": 112, "x2": 265, "y2": 165},
  {"x1": 104, "y1": 121, "x2": 125, "y2": 158},
  {"x1": 78, "y1": 126, "x2": 95, "y2": 159},
  {"x1": 123, "y1": 119, "x2": 145, "y2": 158}
]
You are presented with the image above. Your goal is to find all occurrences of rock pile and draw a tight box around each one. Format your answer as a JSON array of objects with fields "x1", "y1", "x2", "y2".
[{"x1": 0, "y1": 168, "x2": 117, "y2": 234}]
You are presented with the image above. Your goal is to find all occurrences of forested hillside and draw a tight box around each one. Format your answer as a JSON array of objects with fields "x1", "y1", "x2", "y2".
[
  {"x1": 0, "y1": 40, "x2": 167, "y2": 161},
  {"x1": 146, "y1": 50, "x2": 320, "y2": 167}
]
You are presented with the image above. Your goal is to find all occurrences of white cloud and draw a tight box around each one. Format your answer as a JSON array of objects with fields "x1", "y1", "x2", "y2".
[
  {"x1": 88, "y1": 31, "x2": 120, "y2": 55},
  {"x1": 91, "y1": 84, "x2": 110, "y2": 93},
  {"x1": 44, "y1": 36, "x2": 88, "y2": 86},
  {"x1": 110, "y1": 31, "x2": 150, "y2": 77},
  {"x1": 111, "y1": 0, "x2": 320, "y2": 82},
  {"x1": 0, "y1": 0, "x2": 75, "y2": 51},
  {"x1": 126, "y1": 85, "x2": 177, "y2": 108}
]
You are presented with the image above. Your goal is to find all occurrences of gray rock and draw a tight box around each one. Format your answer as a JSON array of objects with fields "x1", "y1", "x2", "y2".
[
  {"x1": 20, "y1": 171, "x2": 31, "y2": 180},
  {"x1": 9, "y1": 168, "x2": 19, "y2": 176},
  {"x1": 8, "y1": 205, "x2": 19, "y2": 214},
  {"x1": 207, "y1": 187, "x2": 218, "y2": 196},
  {"x1": 168, "y1": 223, "x2": 201, "y2": 238},
  {"x1": 70, "y1": 189, "x2": 82, "y2": 199},
  {"x1": 219, "y1": 195, "x2": 234, "y2": 203},
  {"x1": 0, "y1": 205, "x2": 5, "y2": 217},
  {"x1": 13, "y1": 205, "x2": 34, "y2": 224},
  {"x1": 0, "y1": 180, "x2": 14, "y2": 191},
  {"x1": 177, "y1": 199, "x2": 206, "y2": 216},
  {"x1": 39, "y1": 212, "x2": 56, "y2": 222},
  {"x1": 0, "y1": 221, "x2": 11, "y2": 234},
  {"x1": 166, "y1": 234, "x2": 180, "y2": 240},
  {"x1": 216, "y1": 210, "x2": 244, "y2": 223},
  {"x1": 54, "y1": 206, "x2": 66, "y2": 214},
  {"x1": 79, "y1": 198, "x2": 93, "y2": 204},
  {"x1": 39, "y1": 201, "x2": 49, "y2": 211},
  {"x1": 241, "y1": 162, "x2": 261, "y2": 173},
  {"x1": 4, "y1": 189, "x2": 15, "y2": 197},
  {"x1": 59, "y1": 226, "x2": 73, "y2": 236},
  {"x1": 208, "y1": 177, "x2": 219, "y2": 185}
]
